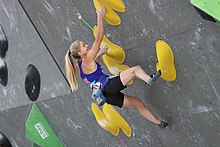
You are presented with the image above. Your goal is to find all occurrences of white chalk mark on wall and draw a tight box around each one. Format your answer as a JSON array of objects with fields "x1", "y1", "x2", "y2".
[
  {"x1": 149, "y1": 0, "x2": 164, "y2": 22},
  {"x1": 191, "y1": 105, "x2": 213, "y2": 114},
  {"x1": 67, "y1": 118, "x2": 82, "y2": 132},
  {"x1": 204, "y1": 68, "x2": 220, "y2": 101},
  {"x1": 40, "y1": 0, "x2": 56, "y2": 17},
  {"x1": 149, "y1": 0, "x2": 156, "y2": 15}
]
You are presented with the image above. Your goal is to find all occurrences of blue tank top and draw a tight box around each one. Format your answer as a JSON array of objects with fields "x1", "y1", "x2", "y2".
[{"x1": 78, "y1": 60, "x2": 109, "y2": 90}]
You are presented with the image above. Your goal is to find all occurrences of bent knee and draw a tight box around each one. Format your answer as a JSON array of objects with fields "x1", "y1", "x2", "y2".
[
  {"x1": 131, "y1": 65, "x2": 141, "y2": 71},
  {"x1": 135, "y1": 65, "x2": 141, "y2": 68}
]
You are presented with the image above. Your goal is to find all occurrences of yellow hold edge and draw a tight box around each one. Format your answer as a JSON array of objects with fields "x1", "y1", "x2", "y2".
[
  {"x1": 91, "y1": 102, "x2": 119, "y2": 136},
  {"x1": 156, "y1": 40, "x2": 176, "y2": 81},
  {"x1": 93, "y1": 0, "x2": 121, "y2": 25},
  {"x1": 102, "y1": 54, "x2": 128, "y2": 75},
  {"x1": 102, "y1": 103, "x2": 132, "y2": 137},
  {"x1": 93, "y1": 26, "x2": 125, "y2": 63},
  {"x1": 103, "y1": 55, "x2": 133, "y2": 85},
  {"x1": 104, "y1": 0, "x2": 126, "y2": 12}
]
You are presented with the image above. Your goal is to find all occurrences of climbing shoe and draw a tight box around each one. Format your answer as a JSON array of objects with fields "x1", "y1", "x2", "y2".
[
  {"x1": 158, "y1": 121, "x2": 168, "y2": 129},
  {"x1": 146, "y1": 70, "x2": 161, "y2": 86}
]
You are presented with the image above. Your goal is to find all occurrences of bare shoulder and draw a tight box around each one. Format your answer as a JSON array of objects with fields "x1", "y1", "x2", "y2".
[{"x1": 82, "y1": 59, "x2": 97, "y2": 74}]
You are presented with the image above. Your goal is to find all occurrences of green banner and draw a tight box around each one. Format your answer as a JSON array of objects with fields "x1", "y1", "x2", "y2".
[
  {"x1": 191, "y1": 0, "x2": 220, "y2": 21},
  {"x1": 25, "y1": 104, "x2": 64, "y2": 147}
]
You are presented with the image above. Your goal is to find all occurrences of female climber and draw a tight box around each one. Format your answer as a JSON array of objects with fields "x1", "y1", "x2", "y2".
[{"x1": 65, "y1": 8, "x2": 168, "y2": 129}]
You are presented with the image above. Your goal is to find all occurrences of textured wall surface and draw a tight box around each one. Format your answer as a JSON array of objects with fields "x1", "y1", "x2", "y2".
[
  {"x1": 0, "y1": 0, "x2": 70, "y2": 111},
  {"x1": 0, "y1": 0, "x2": 220, "y2": 146}
]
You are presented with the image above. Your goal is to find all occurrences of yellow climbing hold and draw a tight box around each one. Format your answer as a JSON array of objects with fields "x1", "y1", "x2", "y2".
[
  {"x1": 93, "y1": 0, "x2": 125, "y2": 25},
  {"x1": 91, "y1": 102, "x2": 119, "y2": 136},
  {"x1": 104, "y1": 0, "x2": 126, "y2": 12},
  {"x1": 93, "y1": 26, "x2": 125, "y2": 63},
  {"x1": 91, "y1": 102, "x2": 132, "y2": 137},
  {"x1": 102, "y1": 55, "x2": 133, "y2": 85},
  {"x1": 102, "y1": 103, "x2": 132, "y2": 137},
  {"x1": 103, "y1": 55, "x2": 129, "y2": 75},
  {"x1": 156, "y1": 40, "x2": 176, "y2": 81}
]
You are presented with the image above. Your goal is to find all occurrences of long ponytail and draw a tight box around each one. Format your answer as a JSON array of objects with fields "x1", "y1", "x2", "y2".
[{"x1": 65, "y1": 40, "x2": 81, "y2": 91}]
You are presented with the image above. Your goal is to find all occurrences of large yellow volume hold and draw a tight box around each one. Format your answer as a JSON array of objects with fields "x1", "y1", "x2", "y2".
[
  {"x1": 104, "y1": 0, "x2": 126, "y2": 12},
  {"x1": 93, "y1": 26, "x2": 125, "y2": 63},
  {"x1": 103, "y1": 55, "x2": 133, "y2": 85},
  {"x1": 156, "y1": 40, "x2": 176, "y2": 81},
  {"x1": 102, "y1": 103, "x2": 132, "y2": 137},
  {"x1": 102, "y1": 54, "x2": 129, "y2": 74},
  {"x1": 91, "y1": 102, "x2": 119, "y2": 136},
  {"x1": 93, "y1": 0, "x2": 121, "y2": 25}
]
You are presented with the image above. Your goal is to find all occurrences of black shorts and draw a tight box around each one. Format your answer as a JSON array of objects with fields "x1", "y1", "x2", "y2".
[{"x1": 103, "y1": 75, "x2": 127, "y2": 108}]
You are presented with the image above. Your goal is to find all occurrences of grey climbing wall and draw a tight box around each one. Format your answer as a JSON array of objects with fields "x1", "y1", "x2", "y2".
[
  {"x1": 18, "y1": 0, "x2": 95, "y2": 72},
  {"x1": 0, "y1": 0, "x2": 70, "y2": 111}
]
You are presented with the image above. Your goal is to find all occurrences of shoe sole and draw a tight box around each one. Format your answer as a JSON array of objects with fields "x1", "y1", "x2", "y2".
[{"x1": 152, "y1": 70, "x2": 161, "y2": 81}]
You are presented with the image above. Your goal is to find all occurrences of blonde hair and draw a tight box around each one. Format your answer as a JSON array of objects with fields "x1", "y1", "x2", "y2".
[{"x1": 65, "y1": 40, "x2": 80, "y2": 91}]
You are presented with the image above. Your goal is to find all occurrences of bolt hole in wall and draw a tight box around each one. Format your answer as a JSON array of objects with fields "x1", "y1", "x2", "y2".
[
  {"x1": 25, "y1": 64, "x2": 41, "y2": 102},
  {"x1": 0, "y1": 25, "x2": 8, "y2": 86},
  {"x1": 0, "y1": 131, "x2": 12, "y2": 147},
  {"x1": 0, "y1": 25, "x2": 8, "y2": 58}
]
